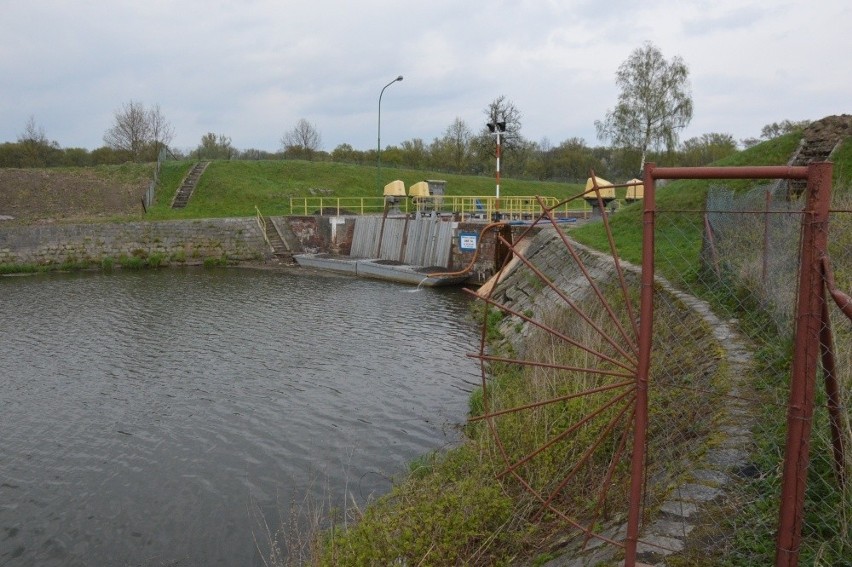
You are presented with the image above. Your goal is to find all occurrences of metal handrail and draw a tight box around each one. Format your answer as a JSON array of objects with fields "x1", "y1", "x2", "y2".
[
  {"x1": 287, "y1": 195, "x2": 592, "y2": 218},
  {"x1": 255, "y1": 206, "x2": 272, "y2": 249}
]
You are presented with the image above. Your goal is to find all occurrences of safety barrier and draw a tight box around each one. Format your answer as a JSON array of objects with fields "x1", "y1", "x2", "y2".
[{"x1": 287, "y1": 195, "x2": 592, "y2": 219}]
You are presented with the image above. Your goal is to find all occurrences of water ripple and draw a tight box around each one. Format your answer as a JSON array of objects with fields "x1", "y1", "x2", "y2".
[{"x1": 0, "y1": 268, "x2": 480, "y2": 566}]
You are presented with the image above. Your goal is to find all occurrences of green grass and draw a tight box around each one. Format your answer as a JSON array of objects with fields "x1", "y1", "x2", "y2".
[
  {"x1": 571, "y1": 132, "x2": 807, "y2": 285},
  {"x1": 570, "y1": 132, "x2": 852, "y2": 565},
  {"x1": 301, "y1": 133, "x2": 852, "y2": 565},
  {"x1": 145, "y1": 159, "x2": 585, "y2": 220}
]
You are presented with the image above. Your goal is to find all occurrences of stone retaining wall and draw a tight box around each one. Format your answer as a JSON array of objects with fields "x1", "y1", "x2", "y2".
[{"x1": 0, "y1": 218, "x2": 270, "y2": 266}]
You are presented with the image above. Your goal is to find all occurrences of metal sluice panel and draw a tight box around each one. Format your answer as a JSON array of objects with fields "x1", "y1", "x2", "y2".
[{"x1": 350, "y1": 216, "x2": 454, "y2": 268}]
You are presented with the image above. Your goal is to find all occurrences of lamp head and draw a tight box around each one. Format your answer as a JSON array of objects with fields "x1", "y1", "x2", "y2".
[{"x1": 396, "y1": 75, "x2": 403, "y2": 82}]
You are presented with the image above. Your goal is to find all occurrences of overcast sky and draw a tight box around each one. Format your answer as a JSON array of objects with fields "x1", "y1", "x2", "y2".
[{"x1": 1, "y1": 0, "x2": 849, "y2": 154}]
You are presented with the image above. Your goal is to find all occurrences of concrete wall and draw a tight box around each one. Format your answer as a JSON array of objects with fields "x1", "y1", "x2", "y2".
[
  {"x1": 0, "y1": 218, "x2": 269, "y2": 266},
  {"x1": 0, "y1": 215, "x2": 539, "y2": 283},
  {"x1": 279, "y1": 215, "x2": 356, "y2": 255}
]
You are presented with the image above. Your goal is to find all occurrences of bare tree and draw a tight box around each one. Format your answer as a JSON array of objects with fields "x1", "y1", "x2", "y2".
[
  {"x1": 17, "y1": 115, "x2": 57, "y2": 167},
  {"x1": 472, "y1": 95, "x2": 524, "y2": 173},
  {"x1": 103, "y1": 101, "x2": 174, "y2": 162},
  {"x1": 759, "y1": 119, "x2": 811, "y2": 140},
  {"x1": 281, "y1": 119, "x2": 322, "y2": 161},
  {"x1": 480, "y1": 95, "x2": 523, "y2": 149},
  {"x1": 595, "y1": 42, "x2": 693, "y2": 173},
  {"x1": 147, "y1": 104, "x2": 175, "y2": 158}
]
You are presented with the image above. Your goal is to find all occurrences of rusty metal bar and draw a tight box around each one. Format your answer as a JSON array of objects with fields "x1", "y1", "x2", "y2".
[
  {"x1": 468, "y1": 352, "x2": 634, "y2": 380},
  {"x1": 536, "y1": 196, "x2": 640, "y2": 359},
  {"x1": 819, "y1": 285, "x2": 846, "y2": 487},
  {"x1": 650, "y1": 165, "x2": 809, "y2": 180},
  {"x1": 537, "y1": 397, "x2": 635, "y2": 515},
  {"x1": 822, "y1": 256, "x2": 852, "y2": 321},
  {"x1": 495, "y1": 233, "x2": 639, "y2": 366},
  {"x1": 589, "y1": 172, "x2": 641, "y2": 348},
  {"x1": 763, "y1": 189, "x2": 772, "y2": 286},
  {"x1": 583, "y1": 406, "x2": 634, "y2": 549},
  {"x1": 624, "y1": 162, "x2": 658, "y2": 565},
  {"x1": 775, "y1": 162, "x2": 833, "y2": 566},
  {"x1": 496, "y1": 389, "x2": 635, "y2": 479},
  {"x1": 468, "y1": 380, "x2": 633, "y2": 423},
  {"x1": 703, "y1": 212, "x2": 721, "y2": 278},
  {"x1": 475, "y1": 293, "x2": 636, "y2": 373}
]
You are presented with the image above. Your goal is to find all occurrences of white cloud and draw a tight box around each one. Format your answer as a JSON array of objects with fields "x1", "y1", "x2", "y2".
[{"x1": 1, "y1": 0, "x2": 849, "y2": 153}]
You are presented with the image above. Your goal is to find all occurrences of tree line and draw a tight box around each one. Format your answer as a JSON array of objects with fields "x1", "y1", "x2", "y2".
[{"x1": 1, "y1": 43, "x2": 811, "y2": 183}]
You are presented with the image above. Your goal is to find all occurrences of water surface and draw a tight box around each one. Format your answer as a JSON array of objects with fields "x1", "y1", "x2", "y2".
[{"x1": 0, "y1": 268, "x2": 480, "y2": 566}]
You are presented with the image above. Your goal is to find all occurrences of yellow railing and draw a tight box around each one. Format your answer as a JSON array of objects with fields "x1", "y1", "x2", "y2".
[
  {"x1": 255, "y1": 206, "x2": 272, "y2": 248},
  {"x1": 288, "y1": 197, "x2": 390, "y2": 216},
  {"x1": 287, "y1": 195, "x2": 591, "y2": 219}
]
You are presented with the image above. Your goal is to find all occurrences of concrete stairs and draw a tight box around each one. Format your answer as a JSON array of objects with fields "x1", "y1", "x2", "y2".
[
  {"x1": 263, "y1": 217, "x2": 296, "y2": 263},
  {"x1": 171, "y1": 161, "x2": 210, "y2": 209},
  {"x1": 781, "y1": 116, "x2": 851, "y2": 198}
]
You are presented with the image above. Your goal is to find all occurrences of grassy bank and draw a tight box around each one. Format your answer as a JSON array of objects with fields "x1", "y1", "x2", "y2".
[
  {"x1": 289, "y1": 282, "x2": 725, "y2": 566},
  {"x1": 277, "y1": 133, "x2": 852, "y2": 565},
  {"x1": 4, "y1": 135, "x2": 850, "y2": 563},
  {"x1": 146, "y1": 160, "x2": 586, "y2": 220}
]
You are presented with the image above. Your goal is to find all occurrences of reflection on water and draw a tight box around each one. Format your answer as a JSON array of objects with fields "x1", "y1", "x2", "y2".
[{"x1": 0, "y1": 268, "x2": 480, "y2": 566}]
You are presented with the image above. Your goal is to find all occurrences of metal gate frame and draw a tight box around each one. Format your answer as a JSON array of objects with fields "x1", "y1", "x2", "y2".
[{"x1": 628, "y1": 161, "x2": 844, "y2": 566}]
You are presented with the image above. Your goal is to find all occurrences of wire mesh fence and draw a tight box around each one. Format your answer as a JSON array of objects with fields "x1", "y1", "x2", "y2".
[
  {"x1": 471, "y1": 166, "x2": 849, "y2": 565},
  {"x1": 650, "y1": 179, "x2": 852, "y2": 565}
]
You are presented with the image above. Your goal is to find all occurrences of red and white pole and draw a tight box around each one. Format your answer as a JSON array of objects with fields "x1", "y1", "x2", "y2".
[{"x1": 495, "y1": 129, "x2": 501, "y2": 215}]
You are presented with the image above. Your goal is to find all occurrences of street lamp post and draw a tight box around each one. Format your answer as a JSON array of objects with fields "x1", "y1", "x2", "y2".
[
  {"x1": 487, "y1": 118, "x2": 507, "y2": 220},
  {"x1": 377, "y1": 75, "x2": 403, "y2": 193}
]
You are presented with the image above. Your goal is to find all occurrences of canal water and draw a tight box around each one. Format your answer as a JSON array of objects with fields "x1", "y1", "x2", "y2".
[{"x1": 0, "y1": 268, "x2": 481, "y2": 566}]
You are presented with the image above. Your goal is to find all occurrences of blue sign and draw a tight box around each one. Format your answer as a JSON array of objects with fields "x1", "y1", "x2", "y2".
[{"x1": 459, "y1": 232, "x2": 478, "y2": 251}]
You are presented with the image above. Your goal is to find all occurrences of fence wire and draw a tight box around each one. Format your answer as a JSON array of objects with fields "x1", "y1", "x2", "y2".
[{"x1": 650, "y1": 183, "x2": 851, "y2": 565}]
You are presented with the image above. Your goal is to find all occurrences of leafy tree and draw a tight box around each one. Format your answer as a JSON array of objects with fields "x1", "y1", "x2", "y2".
[
  {"x1": 445, "y1": 118, "x2": 473, "y2": 172},
  {"x1": 529, "y1": 137, "x2": 556, "y2": 180},
  {"x1": 399, "y1": 138, "x2": 427, "y2": 169},
  {"x1": 195, "y1": 132, "x2": 234, "y2": 160},
  {"x1": 0, "y1": 142, "x2": 24, "y2": 167},
  {"x1": 430, "y1": 118, "x2": 473, "y2": 172},
  {"x1": 680, "y1": 132, "x2": 738, "y2": 166},
  {"x1": 240, "y1": 148, "x2": 279, "y2": 160},
  {"x1": 552, "y1": 137, "x2": 605, "y2": 182},
  {"x1": 103, "y1": 101, "x2": 174, "y2": 162},
  {"x1": 595, "y1": 42, "x2": 693, "y2": 173},
  {"x1": 379, "y1": 145, "x2": 404, "y2": 168},
  {"x1": 740, "y1": 137, "x2": 762, "y2": 149},
  {"x1": 331, "y1": 143, "x2": 361, "y2": 164},
  {"x1": 281, "y1": 118, "x2": 322, "y2": 161},
  {"x1": 61, "y1": 147, "x2": 92, "y2": 167},
  {"x1": 89, "y1": 145, "x2": 129, "y2": 165}
]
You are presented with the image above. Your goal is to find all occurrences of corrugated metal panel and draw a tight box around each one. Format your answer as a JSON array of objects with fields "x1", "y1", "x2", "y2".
[{"x1": 350, "y1": 216, "x2": 454, "y2": 268}]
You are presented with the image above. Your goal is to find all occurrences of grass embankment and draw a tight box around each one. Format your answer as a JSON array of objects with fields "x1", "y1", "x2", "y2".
[
  {"x1": 292, "y1": 287, "x2": 722, "y2": 566},
  {"x1": 282, "y1": 133, "x2": 852, "y2": 565},
  {"x1": 147, "y1": 160, "x2": 586, "y2": 220},
  {"x1": 4, "y1": 139, "x2": 850, "y2": 563},
  {"x1": 572, "y1": 133, "x2": 852, "y2": 565}
]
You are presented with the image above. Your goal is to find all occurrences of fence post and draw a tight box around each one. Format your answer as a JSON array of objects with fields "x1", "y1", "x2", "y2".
[
  {"x1": 624, "y1": 163, "x2": 657, "y2": 565},
  {"x1": 775, "y1": 161, "x2": 833, "y2": 566}
]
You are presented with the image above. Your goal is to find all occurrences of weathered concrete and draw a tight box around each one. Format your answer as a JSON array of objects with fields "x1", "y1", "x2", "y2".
[{"x1": 0, "y1": 218, "x2": 270, "y2": 266}]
